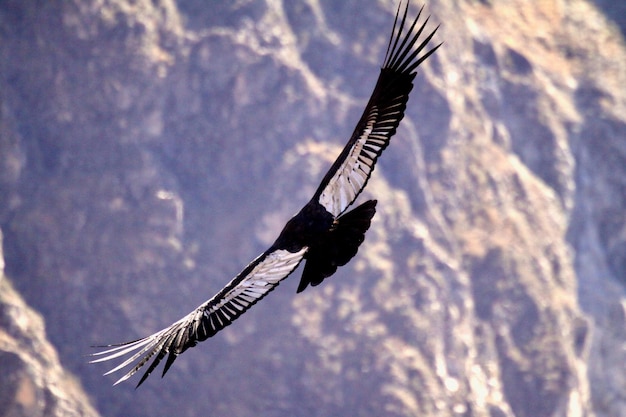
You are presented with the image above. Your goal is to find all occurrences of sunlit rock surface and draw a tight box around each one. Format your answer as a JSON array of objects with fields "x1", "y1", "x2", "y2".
[{"x1": 0, "y1": 231, "x2": 99, "y2": 417}]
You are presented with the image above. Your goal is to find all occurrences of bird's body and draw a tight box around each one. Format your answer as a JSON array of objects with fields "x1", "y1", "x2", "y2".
[
  {"x1": 91, "y1": 0, "x2": 440, "y2": 387},
  {"x1": 294, "y1": 199, "x2": 377, "y2": 292},
  {"x1": 274, "y1": 199, "x2": 335, "y2": 253}
]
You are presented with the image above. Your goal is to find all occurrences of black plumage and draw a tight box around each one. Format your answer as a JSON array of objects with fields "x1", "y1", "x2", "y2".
[{"x1": 91, "y1": 1, "x2": 440, "y2": 387}]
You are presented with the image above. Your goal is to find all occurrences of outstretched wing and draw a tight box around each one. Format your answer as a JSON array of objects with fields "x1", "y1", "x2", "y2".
[
  {"x1": 314, "y1": 3, "x2": 441, "y2": 217},
  {"x1": 90, "y1": 247, "x2": 307, "y2": 387}
]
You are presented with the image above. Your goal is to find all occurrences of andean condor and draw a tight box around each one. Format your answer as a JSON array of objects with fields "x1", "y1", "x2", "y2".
[{"x1": 91, "y1": 0, "x2": 440, "y2": 387}]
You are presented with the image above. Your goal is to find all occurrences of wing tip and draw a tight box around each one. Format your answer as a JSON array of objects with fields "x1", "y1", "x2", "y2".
[{"x1": 384, "y1": 1, "x2": 441, "y2": 73}]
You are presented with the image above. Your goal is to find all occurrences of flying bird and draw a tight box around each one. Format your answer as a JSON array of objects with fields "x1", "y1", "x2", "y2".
[{"x1": 91, "y1": 1, "x2": 440, "y2": 387}]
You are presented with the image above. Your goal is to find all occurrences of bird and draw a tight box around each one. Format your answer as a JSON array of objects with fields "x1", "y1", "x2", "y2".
[{"x1": 91, "y1": 0, "x2": 440, "y2": 387}]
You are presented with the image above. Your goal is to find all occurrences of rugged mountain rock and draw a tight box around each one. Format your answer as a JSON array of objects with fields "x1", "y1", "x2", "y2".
[
  {"x1": 0, "y1": 231, "x2": 99, "y2": 417},
  {"x1": 0, "y1": 1, "x2": 624, "y2": 417}
]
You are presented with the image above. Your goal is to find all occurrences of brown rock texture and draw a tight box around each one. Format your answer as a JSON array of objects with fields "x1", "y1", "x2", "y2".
[
  {"x1": 0, "y1": 1, "x2": 624, "y2": 416},
  {"x1": 0, "y1": 232, "x2": 99, "y2": 417}
]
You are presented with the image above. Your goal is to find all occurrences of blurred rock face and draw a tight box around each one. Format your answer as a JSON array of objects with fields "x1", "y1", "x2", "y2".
[
  {"x1": 0, "y1": 1, "x2": 625, "y2": 417},
  {"x1": 0, "y1": 231, "x2": 99, "y2": 417}
]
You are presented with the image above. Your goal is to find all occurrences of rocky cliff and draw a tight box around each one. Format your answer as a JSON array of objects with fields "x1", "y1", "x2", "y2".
[
  {"x1": 0, "y1": 232, "x2": 99, "y2": 417},
  {"x1": 0, "y1": 1, "x2": 624, "y2": 416}
]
